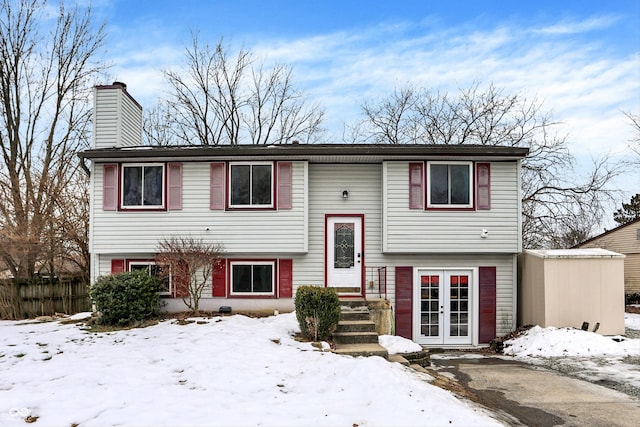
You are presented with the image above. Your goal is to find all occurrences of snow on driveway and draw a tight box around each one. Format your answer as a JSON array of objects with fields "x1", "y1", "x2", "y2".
[
  {"x1": 0, "y1": 313, "x2": 501, "y2": 427},
  {"x1": 502, "y1": 313, "x2": 640, "y2": 397}
]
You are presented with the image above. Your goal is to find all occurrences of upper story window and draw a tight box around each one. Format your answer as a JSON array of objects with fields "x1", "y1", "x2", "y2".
[
  {"x1": 229, "y1": 163, "x2": 273, "y2": 208},
  {"x1": 427, "y1": 162, "x2": 473, "y2": 209},
  {"x1": 122, "y1": 164, "x2": 165, "y2": 209}
]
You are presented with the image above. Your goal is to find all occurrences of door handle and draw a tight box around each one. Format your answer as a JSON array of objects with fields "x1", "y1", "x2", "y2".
[{"x1": 357, "y1": 253, "x2": 361, "y2": 264}]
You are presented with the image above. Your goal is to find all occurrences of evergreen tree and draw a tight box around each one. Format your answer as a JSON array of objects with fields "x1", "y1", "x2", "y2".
[{"x1": 613, "y1": 194, "x2": 640, "y2": 225}]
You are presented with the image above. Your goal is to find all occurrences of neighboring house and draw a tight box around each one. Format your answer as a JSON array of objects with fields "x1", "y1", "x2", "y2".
[
  {"x1": 574, "y1": 218, "x2": 640, "y2": 295},
  {"x1": 79, "y1": 83, "x2": 528, "y2": 347}
]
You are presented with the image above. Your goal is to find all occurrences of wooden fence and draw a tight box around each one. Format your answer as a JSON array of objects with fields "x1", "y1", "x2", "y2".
[{"x1": 0, "y1": 277, "x2": 91, "y2": 319}]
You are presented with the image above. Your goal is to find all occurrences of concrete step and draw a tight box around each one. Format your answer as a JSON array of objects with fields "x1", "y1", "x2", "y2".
[
  {"x1": 333, "y1": 331, "x2": 379, "y2": 344},
  {"x1": 339, "y1": 310, "x2": 371, "y2": 322},
  {"x1": 333, "y1": 343, "x2": 389, "y2": 359},
  {"x1": 336, "y1": 320, "x2": 377, "y2": 333},
  {"x1": 339, "y1": 298, "x2": 367, "y2": 309}
]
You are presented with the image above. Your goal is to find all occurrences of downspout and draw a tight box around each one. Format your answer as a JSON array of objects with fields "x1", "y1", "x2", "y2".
[{"x1": 79, "y1": 155, "x2": 91, "y2": 177}]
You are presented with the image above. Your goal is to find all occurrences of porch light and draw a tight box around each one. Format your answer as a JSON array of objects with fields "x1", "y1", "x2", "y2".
[{"x1": 342, "y1": 190, "x2": 349, "y2": 199}]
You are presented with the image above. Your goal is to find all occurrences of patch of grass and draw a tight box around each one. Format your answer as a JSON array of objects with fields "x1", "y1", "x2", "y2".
[
  {"x1": 15, "y1": 353, "x2": 25, "y2": 358},
  {"x1": 84, "y1": 318, "x2": 159, "y2": 333}
]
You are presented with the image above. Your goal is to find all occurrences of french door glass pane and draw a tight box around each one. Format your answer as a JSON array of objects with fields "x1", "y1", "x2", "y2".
[
  {"x1": 420, "y1": 275, "x2": 440, "y2": 337},
  {"x1": 449, "y1": 274, "x2": 470, "y2": 337}
]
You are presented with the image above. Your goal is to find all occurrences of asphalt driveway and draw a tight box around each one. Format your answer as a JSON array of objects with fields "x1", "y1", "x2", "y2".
[{"x1": 425, "y1": 352, "x2": 640, "y2": 427}]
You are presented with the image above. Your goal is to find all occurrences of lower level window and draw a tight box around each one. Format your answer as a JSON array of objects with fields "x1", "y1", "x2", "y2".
[
  {"x1": 129, "y1": 261, "x2": 171, "y2": 295},
  {"x1": 231, "y1": 262, "x2": 274, "y2": 295}
]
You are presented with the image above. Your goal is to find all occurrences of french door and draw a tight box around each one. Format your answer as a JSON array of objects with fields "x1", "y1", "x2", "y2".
[{"x1": 415, "y1": 269, "x2": 473, "y2": 345}]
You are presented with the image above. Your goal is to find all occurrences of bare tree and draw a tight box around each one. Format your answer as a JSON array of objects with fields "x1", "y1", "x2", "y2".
[
  {"x1": 623, "y1": 111, "x2": 640, "y2": 163},
  {"x1": 142, "y1": 101, "x2": 176, "y2": 146},
  {"x1": 155, "y1": 236, "x2": 224, "y2": 316},
  {"x1": 144, "y1": 34, "x2": 325, "y2": 146},
  {"x1": 49, "y1": 171, "x2": 90, "y2": 283},
  {"x1": 352, "y1": 84, "x2": 619, "y2": 248},
  {"x1": 0, "y1": 0, "x2": 106, "y2": 279}
]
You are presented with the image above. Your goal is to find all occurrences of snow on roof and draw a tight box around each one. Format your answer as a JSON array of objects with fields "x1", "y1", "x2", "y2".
[{"x1": 524, "y1": 248, "x2": 625, "y2": 259}]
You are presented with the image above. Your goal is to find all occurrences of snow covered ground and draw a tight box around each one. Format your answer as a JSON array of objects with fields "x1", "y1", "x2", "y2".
[
  {"x1": 0, "y1": 312, "x2": 499, "y2": 427},
  {"x1": 2, "y1": 312, "x2": 639, "y2": 426},
  {"x1": 501, "y1": 312, "x2": 640, "y2": 397}
]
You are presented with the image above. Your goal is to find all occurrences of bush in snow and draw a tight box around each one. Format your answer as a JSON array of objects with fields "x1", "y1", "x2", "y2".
[
  {"x1": 626, "y1": 292, "x2": 640, "y2": 305},
  {"x1": 294, "y1": 286, "x2": 341, "y2": 341},
  {"x1": 90, "y1": 271, "x2": 162, "y2": 326}
]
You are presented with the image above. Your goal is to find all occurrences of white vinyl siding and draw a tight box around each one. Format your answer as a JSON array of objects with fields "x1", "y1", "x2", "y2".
[
  {"x1": 92, "y1": 86, "x2": 142, "y2": 149},
  {"x1": 383, "y1": 161, "x2": 521, "y2": 253},
  {"x1": 91, "y1": 161, "x2": 307, "y2": 254},
  {"x1": 292, "y1": 164, "x2": 383, "y2": 288}
]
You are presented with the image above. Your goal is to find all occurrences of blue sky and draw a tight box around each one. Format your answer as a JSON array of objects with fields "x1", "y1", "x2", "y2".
[{"x1": 92, "y1": 0, "x2": 639, "y2": 204}]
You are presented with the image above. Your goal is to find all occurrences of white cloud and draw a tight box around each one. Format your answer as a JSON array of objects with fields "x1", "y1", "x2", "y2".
[
  {"x1": 105, "y1": 12, "x2": 639, "y2": 168},
  {"x1": 534, "y1": 15, "x2": 621, "y2": 35},
  {"x1": 244, "y1": 19, "x2": 639, "y2": 159}
]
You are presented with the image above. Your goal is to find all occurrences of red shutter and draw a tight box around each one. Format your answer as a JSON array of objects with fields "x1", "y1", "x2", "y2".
[
  {"x1": 210, "y1": 163, "x2": 226, "y2": 210},
  {"x1": 277, "y1": 162, "x2": 293, "y2": 209},
  {"x1": 103, "y1": 164, "x2": 118, "y2": 211},
  {"x1": 111, "y1": 259, "x2": 125, "y2": 274},
  {"x1": 476, "y1": 163, "x2": 491, "y2": 210},
  {"x1": 278, "y1": 259, "x2": 293, "y2": 298},
  {"x1": 174, "y1": 260, "x2": 190, "y2": 298},
  {"x1": 212, "y1": 258, "x2": 227, "y2": 297},
  {"x1": 409, "y1": 163, "x2": 424, "y2": 209},
  {"x1": 478, "y1": 266, "x2": 497, "y2": 344},
  {"x1": 167, "y1": 163, "x2": 183, "y2": 210},
  {"x1": 395, "y1": 266, "x2": 414, "y2": 339}
]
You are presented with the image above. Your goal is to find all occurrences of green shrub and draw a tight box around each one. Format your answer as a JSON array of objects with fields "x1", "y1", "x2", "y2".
[
  {"x1": 294, "y1": 286, "x2": 341, "y2": 341},
  {"x1": 90, "y1": 271, "x2": 162, "y2": 326}
]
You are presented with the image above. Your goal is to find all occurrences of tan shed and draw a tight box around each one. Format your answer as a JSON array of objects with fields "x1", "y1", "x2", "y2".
[{"x1": 519, "y1": 249, "x2": 625, "y2": 335}]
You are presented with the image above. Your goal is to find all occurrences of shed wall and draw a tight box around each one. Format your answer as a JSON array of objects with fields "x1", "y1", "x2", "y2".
[{"x1": 519, "y1": 252, "x2": 625, "y2": 335}]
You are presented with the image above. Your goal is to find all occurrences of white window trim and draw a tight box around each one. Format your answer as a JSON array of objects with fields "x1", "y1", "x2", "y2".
[
  {"x1": 228, "y1": 162, "x2": 274, "y2": 209},
  {"x1": 229, "y1": 261, "x2": 276, "y2": 296},
  {"x1": 426, "y1": 161, "x2": 473, "y2": 209},
  {"x1": 121, "y1": 163, "x2": 166, "y2": 209},
  {"x1": 128, "y1": 261, "x2": 172, "y2": 295}
]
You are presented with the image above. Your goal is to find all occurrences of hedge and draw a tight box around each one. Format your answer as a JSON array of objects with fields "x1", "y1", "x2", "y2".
[
  {"x1": 294, "y1": 286, "x2": 341, "y2": 341},
  {"x1": 90, "y1": 270, "x2": 162, "y2": 326}
]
